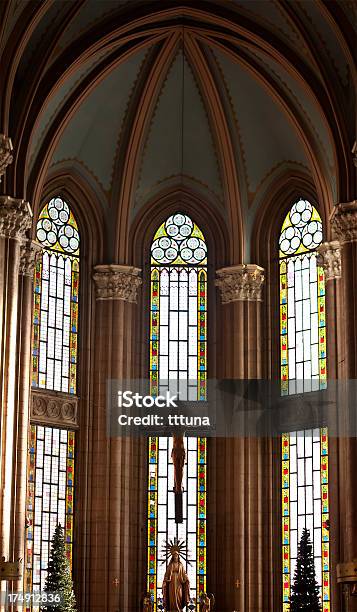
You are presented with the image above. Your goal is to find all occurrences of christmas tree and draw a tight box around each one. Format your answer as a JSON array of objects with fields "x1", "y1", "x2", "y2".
[
  {"x1": 290, "y1": 527, "x2": 321, "y2": 612},
  {"x1": 42, "y1": 524, "x2": 76, "y2": 612}
]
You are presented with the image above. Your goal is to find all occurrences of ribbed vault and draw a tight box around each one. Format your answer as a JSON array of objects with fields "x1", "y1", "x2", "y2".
[{"x1": 0, "y1": 1, "x2": 355, "y2": 261}]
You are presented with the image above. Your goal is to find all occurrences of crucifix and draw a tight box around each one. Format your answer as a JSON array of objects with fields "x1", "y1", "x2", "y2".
[{"x1": 171, "y1": 434, "x2": 186, "y2": 523}]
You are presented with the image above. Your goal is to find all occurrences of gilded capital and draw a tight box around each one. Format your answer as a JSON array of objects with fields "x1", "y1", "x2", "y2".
[
  {"x1": 0, "y1": 196, "x2": 32, "y2": 240},
  {"x1": 19, "y1": 240, "x2": 42, "y2": 276},
  {"x1": 330, "y1": 201, "x2": 357, "y2": 243},
  {"x1": 216, "y1": 264, "x2": 265, "y2": 303},
  {"x1": 93, "y1": 264, "x2": 142, "y2": 302},
  {"x1": 0, "y1": 135, "x2": 13, "y2": 182},
  {"x1": 317, "y1": 241, "x2": 341, "y2": 281}
]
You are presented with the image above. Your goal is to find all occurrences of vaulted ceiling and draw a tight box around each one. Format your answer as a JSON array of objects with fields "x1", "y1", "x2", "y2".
[{"x1": 0, "y1": 0, "x2": 355, "y2": 261}]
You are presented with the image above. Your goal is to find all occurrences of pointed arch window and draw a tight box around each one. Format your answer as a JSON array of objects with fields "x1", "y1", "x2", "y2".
[
  {"x1": 147, "y1": 213, "x2": 207, "y2": 609},
  {"x1": 32, "y1": 196, "x2": 80, "y2": 394},
  {"x1": 26, "y1": 196, "x2": 78, "y2": 604},
  {"x1": 279, "y1": 199, "x2": 330, "y2": 612}
]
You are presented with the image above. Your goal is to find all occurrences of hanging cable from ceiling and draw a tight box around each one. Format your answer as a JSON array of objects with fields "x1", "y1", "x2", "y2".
[{"x1": 180, "y1": 22, "x2": 185, "y2": 182}]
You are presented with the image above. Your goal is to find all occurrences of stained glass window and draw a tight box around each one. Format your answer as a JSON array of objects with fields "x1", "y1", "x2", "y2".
[
  {"x1": 148, "y1": 214, "x2": 207, "y2": 610},
  {"x1": 25, "y1": 426, "x2": 75, "y2": 609},
  {"x1": 280, "y1": 199, "x2": 329, "y2": 612},
  {"x1": 32, "y1": 196, "x2": 79, "y2": 394},
  {"x1": 27, "y1": 195, "x2": 78, "y2": 608}
]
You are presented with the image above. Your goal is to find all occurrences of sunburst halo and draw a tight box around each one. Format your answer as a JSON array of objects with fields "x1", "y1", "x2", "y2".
[{"x1": 160, "y1": 538, "x2": 192, "y2": 565}]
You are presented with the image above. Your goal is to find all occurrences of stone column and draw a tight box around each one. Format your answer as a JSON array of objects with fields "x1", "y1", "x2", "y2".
[
  {"x1": 213, "y1": 264, "x2": 269, "y2": 612},
  {"x1": 10, "y1": 241, "x2": 41, "y2": 599},
  {"x1": 330, "y1": 202, "x2": 357, "y2": 611},
  {"x1": 89, "y1": 265, "x2": 146, "y2": 612},
  {"x1": 0, "y1": 197, "x2": 32, "y2": 563}
]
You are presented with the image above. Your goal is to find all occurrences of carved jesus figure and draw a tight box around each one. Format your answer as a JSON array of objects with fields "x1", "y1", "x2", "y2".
[
  {"x1": 171, "y1": 435, "x2": 185, "y2": 494},
  {"x1": 162, "y1": 552, "x2": 190, "y2": 611}
]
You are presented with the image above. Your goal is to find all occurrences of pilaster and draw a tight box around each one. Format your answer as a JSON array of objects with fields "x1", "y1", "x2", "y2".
[
  {"x1": 0, "y1": 198, "x2": 32, "y2": 565},
  {"x1": 212, "y1": 264, "x2": 269, "y2": 612},
  {"x1": 89, "y1": 265, "x2": 145, "y2": 611},
  {"x1": 330, "y1": 203, "x2": 357, "y2": 611},
  {"x1": 10, "y1": 241, "x2": 41, "y2": 599}
]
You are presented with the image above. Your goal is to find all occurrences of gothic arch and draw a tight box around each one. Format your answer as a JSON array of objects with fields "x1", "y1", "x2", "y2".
[
  {"x1": 35, "y1": 171, "x2": 106, "y2": 601},
  {"x1": 130, "y1": 186, "x2": 229, "y2": 383},
  {"x1": 27, "y1": 34, "x2": 165, "y2": 209},
  {"x1": 38, "y1": 168, "x2": 105, "y2": 262},
  {"x1": 204, "y1": 38, "x2": 337, "y2": 211},
  {"x1": 251, "y1": 172, "x2": 327, "y2": 380},
  {"x1": 3, "y1": 3, "x2": 351, "y2": 248},
  {"x1": 130, "y1": 186, "x2": 229, "y2": 271}
]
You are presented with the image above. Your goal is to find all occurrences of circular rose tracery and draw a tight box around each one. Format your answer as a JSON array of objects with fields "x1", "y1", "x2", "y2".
[
  {"x1": 151, "y1": 214, "x2": 207, "y2": 265},
  {"x1": 36, "y1": 197, "x2": 79, "y2": 254},
  {"x1": 279, "y1": 199, "x2": 322, "y2": 256}
]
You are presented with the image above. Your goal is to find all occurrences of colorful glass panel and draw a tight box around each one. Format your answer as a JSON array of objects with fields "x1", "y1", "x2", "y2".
[
  {"x1": 32, "y1": 197, "x2": 79, "y2": 394},
  {"x1": 25, "y1": 426, "x2": 75, "y2": 610},
  {"x1": 148, "y1": 214, "x2": 207, "y2": 610},
  {"x1": 280, "y1": 199, "x2": 329, "y2": 611}
]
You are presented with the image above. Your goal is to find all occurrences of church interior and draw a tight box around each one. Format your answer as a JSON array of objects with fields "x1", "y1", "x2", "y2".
[{"x1": 0, "y1": 1, "x2": 356, "y2": 610}]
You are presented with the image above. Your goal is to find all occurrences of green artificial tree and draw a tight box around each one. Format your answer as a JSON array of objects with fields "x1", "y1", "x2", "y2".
[
  {"x1": 42, "y1": 524, "x2": 76, "y2": 612},
  {"x1": 290, "y1": 527, "x2": 321, "y2": 612}
]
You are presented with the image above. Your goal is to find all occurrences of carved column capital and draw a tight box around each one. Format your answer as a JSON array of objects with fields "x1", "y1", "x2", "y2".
[
  {"x1": 216, "y1": 264, "x2": 265, "y2": 303},
  {"x1": 330, "y1": 201, "x2": 357, "y2": 243},
  {"x1": 93, "y1": 264, "x2": 142, "y2": 302},
  {"x1": 0, "y1": 196, "x2": 32, "y2": 240},
  {"x1": 19, "y1": 240, "x2": 42, "y2": 277},
  {"x1": 317, "y1": 241, "x2": 341, "y2": 281},
  {"x1": 0, "y1": 135, "x2": 13, "y2": 182}
]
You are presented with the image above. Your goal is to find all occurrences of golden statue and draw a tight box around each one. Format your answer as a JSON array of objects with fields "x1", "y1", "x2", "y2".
[
  {"x1": 142, "y1": 592, "x2": 153, "y2": 612},
  {"x1": 200, "y1": 592, "x2": 215, "y2": 611},
  {"x1": 162, "y1": 539, "x2": 190, "y2": 611},
  {"x1": 171, "y1": 435, "x2": 185, "y2": 494}
]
